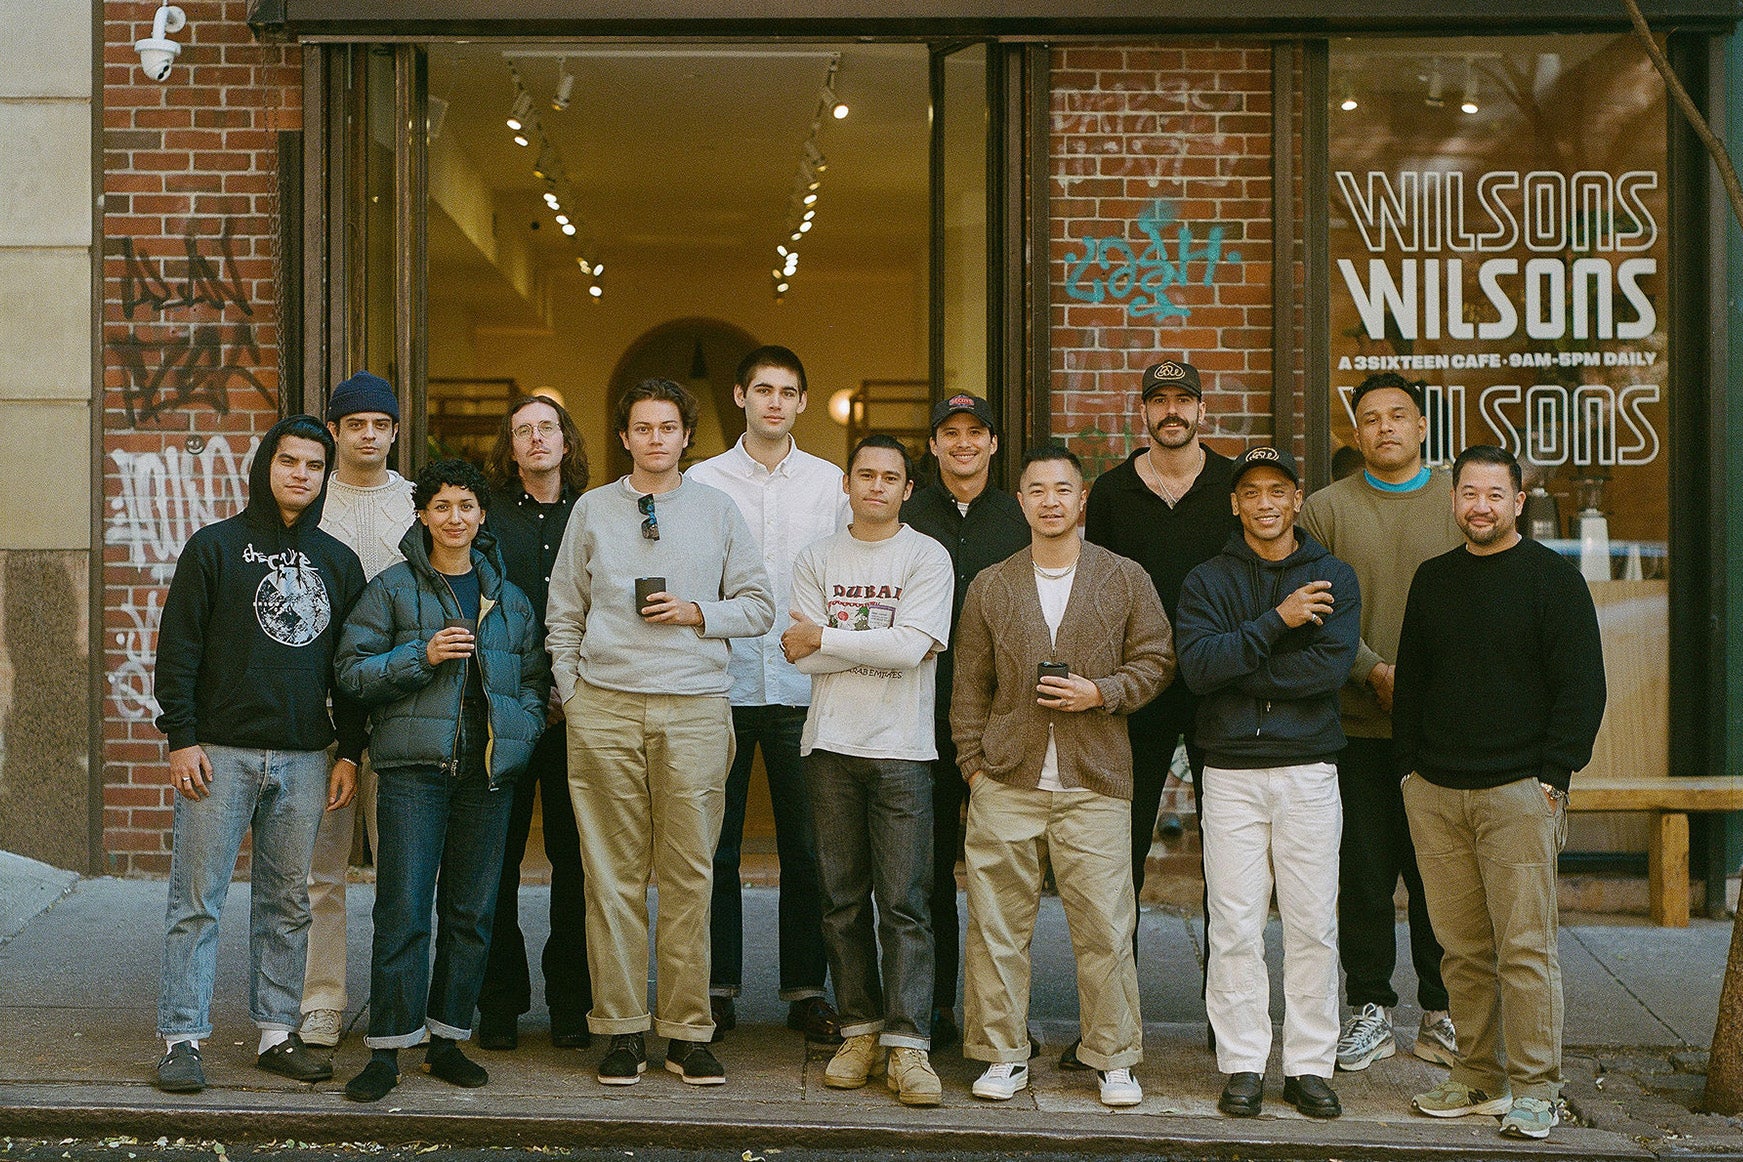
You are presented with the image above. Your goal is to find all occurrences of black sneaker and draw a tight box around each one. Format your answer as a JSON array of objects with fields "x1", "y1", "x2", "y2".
[
  {"x1": 477, "y1": 1011, "x2": 517, "y2": 1051},
  {"x1": 597, "y1": 1032, "x2": 647, "y2": 1086},
  {"x1": 155, "y1": 1042, "x2": 205, "y2": 1093},
  {"x1": 257, "y1": 1033, "x2": 333, "y2": 1082},
  {"x1": 666, "y1": 1039, "x2": 726, "y2": 1086},
  {"x1": 424, "y1": 1043, "x2": 489, "y2": 1088},
  {"x1": 344, "y1": 1059, "x2": 399, "y2": 1103},
  {"x1": 787, "y1": 997, "x2": 843, "y2": 1045}
]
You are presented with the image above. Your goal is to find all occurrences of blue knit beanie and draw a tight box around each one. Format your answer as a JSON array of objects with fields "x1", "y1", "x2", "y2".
[{"x1": 326, "y1": 371, "x2": 400, "y2": 423}]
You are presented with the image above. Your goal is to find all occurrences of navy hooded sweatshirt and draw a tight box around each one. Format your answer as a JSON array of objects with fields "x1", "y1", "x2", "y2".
[
  {"x1": 153, "y1": 415, "x2": 369, "y2": 761},
  {"x1": 1173, "y1": 527, "x2": 1361, "y2": 769}
]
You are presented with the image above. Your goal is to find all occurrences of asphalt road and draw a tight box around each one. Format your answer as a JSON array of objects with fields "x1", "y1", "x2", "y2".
[{"x1": 0, "y1": 1143, "x2": 1190, "y2": 1162}]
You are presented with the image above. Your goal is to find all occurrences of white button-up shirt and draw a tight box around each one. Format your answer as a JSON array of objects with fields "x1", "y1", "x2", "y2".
[{"x1": 688, "y1": 435, "x2": 849, "y2": 706}]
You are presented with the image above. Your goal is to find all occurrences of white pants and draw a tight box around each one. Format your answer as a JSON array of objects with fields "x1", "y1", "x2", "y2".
[{"x1": 1201, "y1": 761, "x2": 1342, "y2": 1078}]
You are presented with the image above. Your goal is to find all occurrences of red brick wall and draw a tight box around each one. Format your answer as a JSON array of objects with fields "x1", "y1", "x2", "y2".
[
  {"x1": 102, "y1": 0, "x2": 299, "y2": 874},
  {"x1": 1049, "y1": 43, "x2": 1291, "y2": 477}
]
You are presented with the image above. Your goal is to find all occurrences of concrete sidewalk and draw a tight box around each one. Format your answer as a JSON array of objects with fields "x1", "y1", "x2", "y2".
[{"x1": 1, "y1": 859, "x2": 1740, "y2": 1159}]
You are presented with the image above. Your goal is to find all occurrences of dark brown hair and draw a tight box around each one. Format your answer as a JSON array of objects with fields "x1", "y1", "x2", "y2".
[
  {"x1": 486, "y1": 394, "x2": 589, "y2": 496},
  {"x1": 613, "y1": 378, "x2": 699, "y2": 435}
]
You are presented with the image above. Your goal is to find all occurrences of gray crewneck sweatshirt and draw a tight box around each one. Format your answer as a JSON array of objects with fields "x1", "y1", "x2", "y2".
[{"x1": 546, "y1": 474, "x2": 775, "y2": 699}]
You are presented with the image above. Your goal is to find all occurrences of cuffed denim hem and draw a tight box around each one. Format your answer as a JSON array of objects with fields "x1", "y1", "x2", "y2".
[
  {"x1": 366, "y1": 1026, "x2": 429, "y2": 1050},
  {"x1": 654, "y1": 1017, "x2": 715, "y2": 1042},
  {"x1": 587, "y1": 1012, "x2": 653, "y2": 1036},
  {"x1": 254, "y1": 1020, "x2": 296, "y2": 1033},
  {"x1": 964, "y1": 1039, "x2": 1030, "y2": 1065},
  {"x1": 709, "y1": 985, "x2": 741, "y2": 998},
  {"x1": 158, "y1": 1024, "x2": 213, "y2": 1041},
  {"x1": 427, "y1": 1017, "x2": 471, "y2": 1041},
  {"x1": 878, "y1": 1032, "x2": 929, "y2": 1051},
  {"x1": 1075, "y1": 1043, "x2": 1143, "y2": 1071},
  {"x1": 779, "y1": 986, "x2": 826, "y2": 1002},
  {"x1": 839, "y1": 1017, "x2": 884, "y2": 1039}
]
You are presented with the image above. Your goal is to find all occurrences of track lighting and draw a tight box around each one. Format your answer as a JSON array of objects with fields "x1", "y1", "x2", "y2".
[
  {"x1": 507, "y1": 90, "x2": 533, "y2": 132},
  {"x1": 553, "y1": 59, "x2": 575, "y2": 111},
  {"x1": 1460, "y1": 65, "x2": 1480, "y2": 114}
]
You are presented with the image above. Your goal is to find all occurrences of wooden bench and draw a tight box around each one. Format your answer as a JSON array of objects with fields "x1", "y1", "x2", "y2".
[{"x1": 1569, "y1": 775, "x2": 1743, "y2": 927}]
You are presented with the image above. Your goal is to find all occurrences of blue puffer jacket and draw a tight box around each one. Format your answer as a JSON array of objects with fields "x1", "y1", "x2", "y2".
[{"x1": 335, "y1": 522, "x2": 549, "y2": 789}]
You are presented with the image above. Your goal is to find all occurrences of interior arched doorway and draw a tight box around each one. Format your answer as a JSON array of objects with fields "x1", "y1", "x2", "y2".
[{"x1": 604, "y1": 318, "x2": 759, "y2": 481}]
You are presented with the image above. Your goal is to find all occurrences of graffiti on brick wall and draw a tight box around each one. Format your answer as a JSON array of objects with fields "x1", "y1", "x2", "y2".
[
  {"x1": 1060, "y1": 199, "x2": 1242, "y2": 320},
  {"x1": 105, "y1": 435, "x2": 256, "y2": 720},
  {"x1": 110, "y1": 224, "x2": 277, "y2": 428}
]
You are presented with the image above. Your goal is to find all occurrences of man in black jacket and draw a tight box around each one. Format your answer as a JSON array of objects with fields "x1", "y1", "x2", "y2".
[
  {"x1": 151, "y1": 414, "x2": 366, "y2": 1095},
  {"x1": 1175, "y1": 446, "x2": 1359, "y2": 1122},
  {"x1": 1083, "y1": 360, "x2": 1238, "y2": 937},
  {"x1": 475, "y1": 394, "x2": 594, "y2": 1052},
  {"x1": 900, "y1": 393, "x2": 1028, "y2": 1049},
  {"x1": 1395, "y1": 444, "x2": 1605, "y2": 1141}
]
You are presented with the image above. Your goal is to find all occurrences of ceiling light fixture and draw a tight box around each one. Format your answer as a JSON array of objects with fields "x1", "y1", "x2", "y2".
[
  {"x1": 553, "y1": 58, "x2": 575, "y2": 111},
  {"x1": 1460, "y1": 63, "x2": 1480, "y2": 114},
  {"x1": 507, "y1": 88, "x2": 533, "y2": 132},
  {"x1": 1424, "y1": 58, "x2": 1445, "y2": 108}
]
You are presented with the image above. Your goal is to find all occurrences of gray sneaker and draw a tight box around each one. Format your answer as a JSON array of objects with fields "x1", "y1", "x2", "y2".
[
  {"x1": 1414, "y1": 1010, "x2": 1457, "y2": 1067},
  {"x1": 156, "y1": 1041, "x2": 205, "y2": 1093},
  {"x1": 300, "y1": 1008, "x2": 343, "y2": 1048},
  {"x1": 1499, "y1": 1095, "x2": 1558, "y2": 1138},
  {"x1": 1335, "y1": 1003, "x2": 1395, "y2": 1071}
]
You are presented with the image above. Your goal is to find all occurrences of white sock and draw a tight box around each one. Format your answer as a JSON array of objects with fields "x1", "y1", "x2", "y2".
[
  {"x1": 259, "y1": 1029, "x2": 290, "y2": 1054},
  {"x1": 166, "y1": 1037, "x2": 199, "y2": 1053}
]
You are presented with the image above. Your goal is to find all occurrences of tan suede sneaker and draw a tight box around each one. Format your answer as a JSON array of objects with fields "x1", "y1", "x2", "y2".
[
  {"x1": 885, "y1": 1046, "x2": 942, "y2": 1107},
  {"x1": 823, "y1": 1033, "x2": 885, "y2": 1089}
]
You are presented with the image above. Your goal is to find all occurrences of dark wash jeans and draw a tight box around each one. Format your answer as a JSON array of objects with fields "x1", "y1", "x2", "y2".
[
  {"x1": 710, "y1": 704, "x2": 827, "y2": 1000},
  {"x1": 367, "y1": 759, "x2": 513, "y2": 1047},
  {"x1": 479, "y1": 725, "x2": 592, "y2": 1028},
  {"x1": 929, "y1": 723, "x2": 965, "y2": 1013},
  {"x1": 1338, "y1": 736, "x2": 1448, "y2": 1011},
  {"x1": 805, "y1": 749, "x2": 934, "y2": 1049}
]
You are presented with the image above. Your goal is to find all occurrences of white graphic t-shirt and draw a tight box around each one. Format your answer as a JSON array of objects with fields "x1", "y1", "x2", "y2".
[{"x1": 791, "y1": 524, "x2": 954, "y2": 761}]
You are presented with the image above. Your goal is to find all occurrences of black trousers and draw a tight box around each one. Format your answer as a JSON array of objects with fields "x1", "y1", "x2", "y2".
[
  {"x1": 1337, "y1": 736, "x2": 1448, "y2": 1011},
  {"x1": 477, "y1": 726, "x2": 592, "y2": 1028},
  {"x1": 929, "y1": 723, "x2": 963, "y2": 1013},
  {"x1": 1128, "y1": 696, "x2": 1206, "y2": 938}
]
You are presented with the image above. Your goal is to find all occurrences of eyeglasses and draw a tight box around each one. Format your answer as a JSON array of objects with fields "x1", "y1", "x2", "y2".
[
  {"x1": 638, "y1": 493, "x2": 659, "y2": 541},
  {"x1": 512, "y1": 420, "x2": 560, "y2": 441}
]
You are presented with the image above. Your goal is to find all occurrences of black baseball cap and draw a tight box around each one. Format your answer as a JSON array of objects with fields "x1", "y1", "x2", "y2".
[
  {"x1": 1140, "y1": 360, "x2": 1203, "y2": 401},
  {"x1": 929, "y1": 393, "x2": 998, "y2": 434},
  {"x1": 1229, "y1": 445, "x2": 1300, "y2": 490}
]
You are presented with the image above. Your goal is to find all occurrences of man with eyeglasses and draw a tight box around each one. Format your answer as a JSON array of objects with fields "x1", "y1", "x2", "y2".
[
  {"x1": 545, "y1": 377, "x2": 774, "y2": 1089},
  {"x1": 475, "y1": 393, "x2": 594, "y2": 1053}
]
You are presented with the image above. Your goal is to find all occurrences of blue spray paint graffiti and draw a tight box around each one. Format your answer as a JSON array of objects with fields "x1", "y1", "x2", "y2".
[{"x1": 1060, "y1": 200, "x2": 1241, "y2": 320}]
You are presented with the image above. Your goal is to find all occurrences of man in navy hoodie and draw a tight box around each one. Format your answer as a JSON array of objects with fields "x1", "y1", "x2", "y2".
[
  {"x1": 1175, "y1": 446, "x2": 1359, "y2": 1122},
  {"x1": 151, "y1": 414, "x2": 367, "y2": 1095}
]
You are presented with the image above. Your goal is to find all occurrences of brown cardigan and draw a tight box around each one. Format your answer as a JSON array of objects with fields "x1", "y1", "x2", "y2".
[{"x1": 950, "y1": 541, "x2": 1175, "y2": 801}]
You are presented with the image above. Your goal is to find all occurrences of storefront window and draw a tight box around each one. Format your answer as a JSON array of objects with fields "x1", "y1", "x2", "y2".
[{"x1": 1329, "y1": 35, "x2": 1670, "y2": 790}]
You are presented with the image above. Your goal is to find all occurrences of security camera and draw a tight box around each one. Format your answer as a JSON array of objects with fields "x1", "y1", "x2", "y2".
[{"x1": 135, "y1": 5, "x2": 186, "y2": 83}]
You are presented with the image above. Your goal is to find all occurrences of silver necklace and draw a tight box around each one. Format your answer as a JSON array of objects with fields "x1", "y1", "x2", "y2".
[{"x1": 1033, "y1": 559, "x2": 1078, "y2": 580}]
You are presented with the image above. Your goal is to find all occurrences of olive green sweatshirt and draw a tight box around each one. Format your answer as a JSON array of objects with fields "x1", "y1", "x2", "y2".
[{"x1": 1299, "y1": 466, "x2": 1463, "y2": 739}]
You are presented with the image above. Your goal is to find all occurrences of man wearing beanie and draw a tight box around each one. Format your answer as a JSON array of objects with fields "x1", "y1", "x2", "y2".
[{"x1": 300, "y1": 370, "x2": 417, "y2": 1051}]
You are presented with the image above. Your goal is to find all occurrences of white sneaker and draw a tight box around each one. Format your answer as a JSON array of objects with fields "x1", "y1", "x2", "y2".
[
  {"x1": 1335, "y1": 1002, "x2": 1395, "y2": 1071},
  {"x1": 1097, "y1": 1066, "x2": 1143, "y2": 1107},
  {"x1": 972, "y1": 1061, "x2": 1030, "y2": 1100},
  {"x1": 1414, "y1": 1010, "x2": 1457, "y2": 1067},
  {"x1": 299, "y1": 1008, "x2": 343, "y2": 1048}
]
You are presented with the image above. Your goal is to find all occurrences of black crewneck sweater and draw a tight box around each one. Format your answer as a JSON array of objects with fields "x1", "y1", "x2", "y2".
[{"x1": 1392, "y1": 537, "x2": 1606, "y2": 793}]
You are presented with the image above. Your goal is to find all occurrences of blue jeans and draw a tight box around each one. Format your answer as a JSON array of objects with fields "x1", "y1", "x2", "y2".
[
  {"x1": 710, "y1": 704, "x2": 826, "y2": 1000},
  {"x1": 158, "y1": 744, "x2": 330, "y2": 1040},
  {"x1": 368, "y1": 763, "x2": 513, "y2": 1047},
  {"x1": 803, "y1": 750, "x2": 934, "y2": 1049}
]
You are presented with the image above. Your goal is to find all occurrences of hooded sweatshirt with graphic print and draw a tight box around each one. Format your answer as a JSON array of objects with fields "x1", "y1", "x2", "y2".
[{"x1": 153, "y1": 415, "x2": 368, "y2": 760}]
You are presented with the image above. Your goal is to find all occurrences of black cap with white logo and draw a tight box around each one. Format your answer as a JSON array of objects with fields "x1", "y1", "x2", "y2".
[
  {"x1": 1229, "y1": 445, "x2": 1300, "y2": 490},
  {"x1": 1140, "y1": 359, "x2": 1203, "y2": 401}
]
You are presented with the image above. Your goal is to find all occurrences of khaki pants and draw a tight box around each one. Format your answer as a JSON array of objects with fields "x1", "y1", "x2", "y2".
[
  {"x1": 962, "y1": 778, "x2": 1141, "y2": 1070},
  {"x1": 302, "y1": 751, "x2": 378, "y2": 1014},
  {"x1": 1402, "y1": 773, "x2": 1567, "y2": 1101},
  {"x1": 566, "y1": 681, "x2": 732, "y2": 1042}
]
